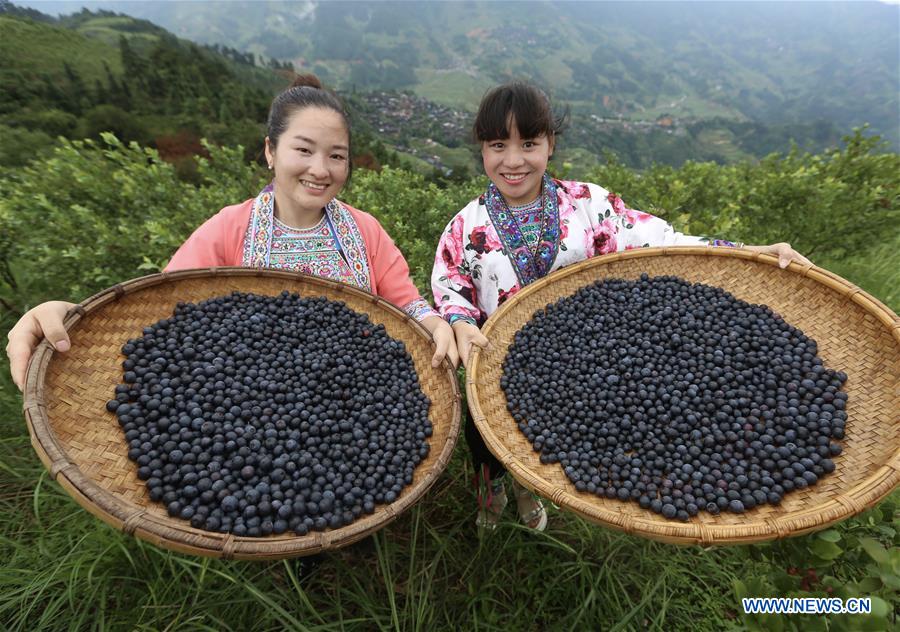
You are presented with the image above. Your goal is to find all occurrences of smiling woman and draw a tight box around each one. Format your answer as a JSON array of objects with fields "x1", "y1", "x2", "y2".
[
  {"x1": 6, "y1": 74, "x2": 459, "y2": 389},
  {"x1": 263, "y1": 101, "x2": 351, "y2": 229},
  {"x1": 432, "y1": 80, "x2": 813, "y2": 532}
]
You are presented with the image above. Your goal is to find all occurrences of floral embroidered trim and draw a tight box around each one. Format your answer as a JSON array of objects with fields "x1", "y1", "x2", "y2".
[
  {"x1": 509, "y1": 196, "x2": 545, "y2": 247},
  {"x1": 243, "y1": 182, "x2": 276, "y2": 268},
  {"x1": 401, "y1": 298, "x2": 438, "y2": 322},
  {"x1": 266, "y1": 217, "x2": 357, "y2": 284},
  {"x1": 324, "y1": 199, "x2": 371, "y2": 291},
  {"x1": 241, "y1": 219, "x2": 253, "y2": 264},
  {"x1": 483, "y1": 173, "x2": 561, "y2": 287},
  {"x1": 241, "y1": 184, "x2": 372, "y2": 291},
  {"x1": 709, "y1": 239, "x2": 740, "y2": 248}
]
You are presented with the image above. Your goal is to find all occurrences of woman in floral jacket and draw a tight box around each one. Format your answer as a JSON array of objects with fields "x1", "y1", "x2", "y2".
[{"x1": 432, "y1": 81, "x2": 811, "y2": 531}]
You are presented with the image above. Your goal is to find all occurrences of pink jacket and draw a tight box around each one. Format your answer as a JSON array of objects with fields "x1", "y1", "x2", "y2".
[{"x1": 165, "y1": 198, "x2": 424, "y2": 311}]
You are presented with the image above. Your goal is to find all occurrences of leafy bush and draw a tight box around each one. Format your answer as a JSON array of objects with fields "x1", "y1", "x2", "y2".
[
  {"x1": 0, "y1": 123, "x2": 55, "y2": 167},
  {"x1": 586, "y1": 131, "x2": 899, "y2": 258},
  {"x1": 736, "y1": 494, "x2": 899, "y2": 631},
  {"x1": 0, "y1": 134, "x2": 264, "y2": 313},
  {"x1": 343, "y1": 166, "x2": 476, "y2": 294},
  {"x1": 583, "y1": 130, "x2": 899, "y2": 309}
]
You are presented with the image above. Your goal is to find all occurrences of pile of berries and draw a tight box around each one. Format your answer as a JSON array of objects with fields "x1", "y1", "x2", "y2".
[
  {"x1": 106, "y1": 291, "x2": 432, "y2": 536},
  {"x1": 501, "y1": 275, "x2": 847, "y2": 520}
]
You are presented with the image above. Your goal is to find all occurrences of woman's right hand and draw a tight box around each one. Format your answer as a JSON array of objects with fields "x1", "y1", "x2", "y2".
[
  {"x1": 6, "y1": 301, "x2": 75, "y2": 391},
  {"x1": 451, "y1": 321, "x2": 490, "y2": 369}
]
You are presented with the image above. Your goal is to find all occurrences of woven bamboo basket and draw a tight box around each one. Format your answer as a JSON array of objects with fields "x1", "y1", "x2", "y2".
[
  {"x1": 467, "y1": 247, "x2": 900, "y2": 545},
  {"x1": 23, "y1": 268, "x2": 461, "y2": 560}
]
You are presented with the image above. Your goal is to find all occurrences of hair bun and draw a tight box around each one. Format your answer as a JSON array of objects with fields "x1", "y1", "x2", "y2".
[{"x1": 290, "y1": 73, "x2": 323, "y2": 90}]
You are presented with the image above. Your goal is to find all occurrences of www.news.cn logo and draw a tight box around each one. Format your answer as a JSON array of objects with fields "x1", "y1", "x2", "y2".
[{"x1": 742, "y1": 597, "x2": 872, "y2": 615}]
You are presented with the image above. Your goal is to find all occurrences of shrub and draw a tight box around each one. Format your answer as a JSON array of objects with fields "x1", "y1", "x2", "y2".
[{"x1": 0, "y1": 134, "x2": 264, "y2": 313}]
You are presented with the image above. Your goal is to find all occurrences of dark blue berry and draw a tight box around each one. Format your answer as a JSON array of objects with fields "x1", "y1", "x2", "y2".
[
  {"x1": 115, "y1": 291, "x2": 431, "y2": 535},
  {"x1": 501, "y1": 276, "x2": 846, "y2": 521}
]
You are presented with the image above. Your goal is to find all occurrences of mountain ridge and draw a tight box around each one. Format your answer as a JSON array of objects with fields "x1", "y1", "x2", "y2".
[
  {"x1": 23, "y1": 0, "x2": 896, "y2": 150},
  {"x1": 2, "y1": 1, "x2": 896, "y2": 174}
]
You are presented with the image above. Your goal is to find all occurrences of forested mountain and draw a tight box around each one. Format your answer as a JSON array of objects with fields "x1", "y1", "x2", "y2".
[
  {"x1": 3, "y1": 1, "x2": 897, "y2": 174},
  {"x1": 0, "y1": 3, "x2": 450, "y2": 177},
  {"x1": 22, "y1": 0, "x2": 899, "y2": 153},
  {"x1": 0, "y1": 2, "x2": 289, "y2": 173}
]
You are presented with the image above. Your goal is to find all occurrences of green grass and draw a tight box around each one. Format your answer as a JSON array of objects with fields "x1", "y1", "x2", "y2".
[
  {"x1": 820, "y1": 234, "x2": 900, "y2": 312},
  {"x1": 75, "y1": 26, "x2": 160, "y2": 49},
  {"x1": 413, "y1": 70, "x2": 493, "y2": 112},
  {"x1": 0, "y1": 16, "x2": 123, "y2": 83}
]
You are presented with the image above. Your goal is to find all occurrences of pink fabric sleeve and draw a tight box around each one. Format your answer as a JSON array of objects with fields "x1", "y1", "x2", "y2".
[{"x1": 164, "y1": 200, "x2": 253, "y2": 271}]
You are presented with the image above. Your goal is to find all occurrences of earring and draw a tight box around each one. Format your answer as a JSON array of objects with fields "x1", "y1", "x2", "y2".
[{"x1": 267, "y1": 164, "x2": 273, "y2": 170}]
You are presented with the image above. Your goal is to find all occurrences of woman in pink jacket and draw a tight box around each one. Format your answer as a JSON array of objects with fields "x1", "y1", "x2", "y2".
[{"x1": 6, "y1": 75, "x2": 457, "y2": 388}]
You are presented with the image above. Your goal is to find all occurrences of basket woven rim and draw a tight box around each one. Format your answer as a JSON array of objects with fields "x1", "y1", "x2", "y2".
[
  {"x1": 23, "y1": 267, "x2": 462, "y2": 559},
  {"x1": 467, "y1": 246, "x2": 900, "y2": 545}
]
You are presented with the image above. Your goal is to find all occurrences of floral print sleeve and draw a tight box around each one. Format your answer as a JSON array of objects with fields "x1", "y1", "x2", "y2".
[
  {"x1": 585, "y1": 184, "x2": 710, "y2": 253},
  {"x1": 431, "y1": 212, "x2": 484, "y2": 326}
]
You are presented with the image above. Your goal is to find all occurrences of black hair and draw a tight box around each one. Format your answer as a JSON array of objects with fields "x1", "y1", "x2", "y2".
[
  {"x1": 267, "y1": 73, "x2": 353, "y2": 181},
  {"x1": 473, "y1": 81, "x2": 569, "y2": 142}
]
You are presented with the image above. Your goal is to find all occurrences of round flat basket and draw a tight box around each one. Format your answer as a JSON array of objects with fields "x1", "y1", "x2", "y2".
[
  {"x1": 467, "y1": 247, "x2": 900, "y2": 545},
  {"x1": 23, "y1": 268, "x2": 461, "y2": 560}
]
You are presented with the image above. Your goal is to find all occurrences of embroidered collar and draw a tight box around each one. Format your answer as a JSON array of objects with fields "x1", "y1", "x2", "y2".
[
  {"x1": 273, "y1": 213, "x2": 327, "y2": 234},
  {"x1": 242, "y1": 182, "x2": 371, "y2": 290},
  {"x1": 508, "y1": 196, "x2": 544, "y2": 214},
  {"x1": 483, "y1": 173, "x2": 561, "y2": 287}
]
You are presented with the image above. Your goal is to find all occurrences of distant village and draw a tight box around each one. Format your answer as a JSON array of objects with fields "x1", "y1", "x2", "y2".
[
  {"x1": 350, "y1": 91, "x2": 471, "y2": 173},
  {"x1": 350, "y1": 90, "x2": 685, "y2": 173}
]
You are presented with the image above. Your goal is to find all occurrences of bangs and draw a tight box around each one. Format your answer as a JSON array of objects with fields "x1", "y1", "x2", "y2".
[{"x1": 473, "y1": 82, "x2": 567, "y2": 142}]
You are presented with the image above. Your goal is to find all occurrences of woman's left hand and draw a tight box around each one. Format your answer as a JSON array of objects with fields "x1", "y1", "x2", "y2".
[
  {"x1": 745, "y1": 242, "x2": 812, "y2": 269},
  {"x1": 420, "y1": 315, "x2": 460, "y2": 369}
]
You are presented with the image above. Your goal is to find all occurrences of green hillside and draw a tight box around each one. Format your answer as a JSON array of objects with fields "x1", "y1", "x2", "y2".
[
  {"x1": 2, "y1": 1, "x2": 895, "y2": 171},
  {"x1": 0, "y1": 15, "x2": 123, "y2": 85},
  {"x1": 0, "y1": 7, "x2": 283, "y2": 170},
  {"x1": 54, "y1": 0, "x2": 898, "y2": 151}
]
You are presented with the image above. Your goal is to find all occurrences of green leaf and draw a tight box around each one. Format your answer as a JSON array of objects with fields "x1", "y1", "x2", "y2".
[
  {"x1": 865, "y1": 507, "x2": 883, "y2": 524},
  {"x1": 858, "y1": 537, "x2": 889, "y2": 564},
  {"x1": 855, "y1": 577, "x2": 882, "y2": 592},
  {"x1": 845, "y1": 615, "x2": 890, "y2": 632},
  {"x1": 757, "y1": 613, "x2": 784, "y2": 632},
  {"x1": 798, "y1": 616, "x2": 827, "y2": 632},
  {"x1": 742, "y1": 616, "x2": 764, "y2": 632},
  {"x1": 816, "y1": 530, "x2": 841, "y2": 543},
  {"x1": 808, "y1": 539, "x2": 843, "y2": 560},
  {"x1": 873, "y1": 525, "x2": 895, "y2": 539},
  {"x1": 772, "y1": 570, "x2": 795, "y2": 592},
  {"x1": 733, "y1": 578, "x2": 748, "y2": 600},
  {"x1": 878, "y1": 572, "x2": 900, "y2": 590},
  {"x1": 868, "y1": 596, "x2": 890, "y2": 619},
  {"x1": 829, "y1": 616, "x2": 853, "y2": 632}
]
